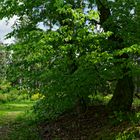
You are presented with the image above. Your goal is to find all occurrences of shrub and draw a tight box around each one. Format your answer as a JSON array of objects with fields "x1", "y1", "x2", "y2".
[
  {"x1": 31, "y1": 93, "x2": 43, "y2": 101},
  {"x1": 0, "y1": 81, "x2": 11, "y2": 93},
  {"x1": 0, "y1": 94, "x2": 8, "y2": 103},
  {"x1": 0, "y1": 88, "x2": 30, "y2": 103}
]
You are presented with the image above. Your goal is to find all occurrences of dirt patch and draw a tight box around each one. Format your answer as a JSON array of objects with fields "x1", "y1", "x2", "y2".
[{"x1": 40, "y1": 105, "x2": 110, "y2": 139}]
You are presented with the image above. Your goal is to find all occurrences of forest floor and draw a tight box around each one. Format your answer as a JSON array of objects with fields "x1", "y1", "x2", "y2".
[
  {"x1": 0, "y1": 98, "x2": 140, "y2": 140},
  {"x1": 0, "y1": 101, "x2": 41, "y2": 140},
  {"x1": 40, "y1": 98, "x2": 140, "y2": 140}
]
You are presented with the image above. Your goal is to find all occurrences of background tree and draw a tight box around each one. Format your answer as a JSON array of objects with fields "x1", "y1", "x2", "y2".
[{"x1": 0, "y1": 43, "x2": 7, "y2": 82}]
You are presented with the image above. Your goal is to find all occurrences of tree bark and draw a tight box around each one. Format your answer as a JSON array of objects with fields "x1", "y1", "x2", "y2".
[{"x1": 108, "y1": 75, "x2": 134, "y2": 111}]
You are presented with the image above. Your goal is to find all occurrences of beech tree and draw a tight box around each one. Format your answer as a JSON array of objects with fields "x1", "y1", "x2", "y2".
[{"x1": 0, "y1": 0, "x2": 140, "y2": 116}]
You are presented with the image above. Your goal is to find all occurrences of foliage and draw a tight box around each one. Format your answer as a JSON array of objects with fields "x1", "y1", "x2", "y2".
[
  {"x1": 0, "y1": 88, "x2": 30, "y2": 103},
  {"x1": 89, "y1": 94, "x2": 112, "y2": 105},
  {"x1": 0, "y1": 0, "x2": 140, "y2": 119},
  {"x1": 4, "y1": 3, "x2": 112, "y2": 119},
  {"x1": 0, "y1": 81, "x2": 11, "y2": 93},
  {"x1": 31, "y1": 93, "x2": 43, "y2": 101}
]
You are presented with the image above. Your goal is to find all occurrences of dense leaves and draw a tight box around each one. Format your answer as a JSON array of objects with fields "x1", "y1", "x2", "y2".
[{"x1": 0, "y1": 0, "x2": 140, "y2": 119}]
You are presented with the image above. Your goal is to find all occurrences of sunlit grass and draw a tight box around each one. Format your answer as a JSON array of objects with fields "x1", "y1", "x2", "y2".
[
  {"x1": 0, "y1": 102, "x2": 33, "y2": 118},
  {"x1": 0, "y1": 101, "x2": 41, "y2": 140}
]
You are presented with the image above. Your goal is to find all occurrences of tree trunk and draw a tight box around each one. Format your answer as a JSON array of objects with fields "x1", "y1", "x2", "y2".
[
  {"x1": 96, "y1": 0, "x2": 135, "y2": 111},
  {"x1": 108, "y1": 75, "x2": 134, "y2": 111}
]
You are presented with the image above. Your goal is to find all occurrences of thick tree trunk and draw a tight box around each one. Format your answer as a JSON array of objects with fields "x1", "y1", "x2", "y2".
[
  {"x1": 108, "y1": 75, "x2": 134, "y2": 111},
  {"x1": 108, "y1": 53, "x2": 135, "y2": 111}
]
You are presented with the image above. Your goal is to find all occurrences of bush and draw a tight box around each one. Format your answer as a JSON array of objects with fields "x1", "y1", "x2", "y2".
[
  {"x1": 31, "y1": 93, "x2": 43, "y2": 101},
  {"x1": 0, "y1": 81, "x2": 11, "y2": 93},
  {"x1": 33, "y1": 93, "x2": 76, "y2": 121},
  {"x1": 0, "y1": 94, "x2": 8, "y2": 103},
  {"x1": 0, "y1": 88, "x2": 30, "y2": 103}
]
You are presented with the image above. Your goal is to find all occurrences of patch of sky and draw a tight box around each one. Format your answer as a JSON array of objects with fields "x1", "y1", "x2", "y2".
[
  {"x1": 0, "y1": 16, "x2": 17, "y2": 44},
  {"x1": 37, "y1": 22, "x2": 59, "y2": 31}
]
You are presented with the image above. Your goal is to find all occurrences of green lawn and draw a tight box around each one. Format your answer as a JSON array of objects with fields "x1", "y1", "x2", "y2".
[{"x1": 0, "y1": 101, "x2": 41, "y2": 140}]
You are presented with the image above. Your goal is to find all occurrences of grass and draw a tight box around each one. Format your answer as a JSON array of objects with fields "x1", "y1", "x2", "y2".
[
  {"x1": 0, "y1": 101, "x2": 41, "y2": 140},
  {"x1": 0, "y1": 95, "x2": 140, "y2": 140}
]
